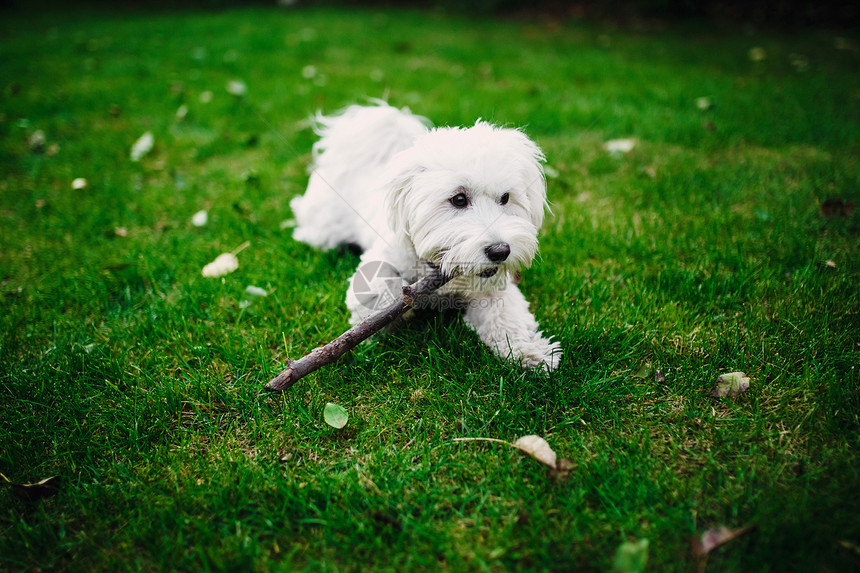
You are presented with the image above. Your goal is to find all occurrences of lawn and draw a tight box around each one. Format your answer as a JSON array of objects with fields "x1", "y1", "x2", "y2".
[{"x1": 1, "y1": 4, "x2": 859, "y2": 571}]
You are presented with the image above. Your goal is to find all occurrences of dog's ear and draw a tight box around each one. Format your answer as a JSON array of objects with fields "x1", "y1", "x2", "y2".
[
  {"x1": 506, "y1": 128, "x2": 549, "y2": 230},
  {"x1": 382, "y1": 148, "x2": 423, "y2": 238}
]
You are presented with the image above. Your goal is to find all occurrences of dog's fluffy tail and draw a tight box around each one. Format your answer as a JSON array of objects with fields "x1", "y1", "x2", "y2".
[
  {"x1": 309, "y1": 101, "x2": 431, "y2": 174},
  {"x1": 289, "y1": 102, "x2": 431, "y2": 251}
]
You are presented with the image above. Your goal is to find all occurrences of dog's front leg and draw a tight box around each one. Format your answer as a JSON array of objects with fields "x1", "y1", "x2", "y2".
[{"x1": 463, "y1": 282, "x2": 562, "y2": 372}]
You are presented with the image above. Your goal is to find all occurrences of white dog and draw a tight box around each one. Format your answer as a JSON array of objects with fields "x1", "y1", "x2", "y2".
[{"x1": 290, "y1": 102, "x2": 561, "y2": 372}]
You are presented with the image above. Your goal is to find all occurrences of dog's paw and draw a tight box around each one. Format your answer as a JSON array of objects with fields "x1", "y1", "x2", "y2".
[{"x1": 515, "y1": 336, "x2": 562, "y2": 373}]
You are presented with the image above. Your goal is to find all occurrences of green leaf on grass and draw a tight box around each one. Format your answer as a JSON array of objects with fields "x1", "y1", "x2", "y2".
[
  {"x1": 324, "y1": 402, "x2": 348, "y2": 429},
  {"x1": 613, "y1": 538, "x2": 649, "y2": 573},
  {"x1": 632, "y1": 361, "x2": 652, "y2": 379},
  {"x1": 712, "y1": 372, "x2": 750, "y2": 398}
]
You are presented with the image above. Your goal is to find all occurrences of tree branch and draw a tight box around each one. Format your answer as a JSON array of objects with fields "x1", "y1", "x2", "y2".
[{"x1": 265, "y1": 265, "x2": 452, "y2": 392}]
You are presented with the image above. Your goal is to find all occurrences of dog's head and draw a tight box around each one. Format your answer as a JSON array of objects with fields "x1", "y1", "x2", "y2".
[{"x1": 384, "y1": 122, "x2": 548, "y2": 283}]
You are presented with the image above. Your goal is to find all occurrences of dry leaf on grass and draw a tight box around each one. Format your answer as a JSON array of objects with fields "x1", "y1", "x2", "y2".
[
  {"x1": 604, "y1": 138, "x2": 637, "y2": 154},
  {"x1": 692, "y1": 525, "x2": 754, "y2": 556},
  {"x1": 226, "y1": 80, "x2": 248, "y2": 97},
  {"x1": 201, "y1": 253, "x2": 238, "y2": 278},
  {"x1": 1, "y1": 472, "x2": 62, "y2": 501},
  {"x1": 29, "y1": 130, "x2": 46, "y2": 153},
  {"x1": 712, "y1": 371, "x2": 750, "y2": 398},
  {"x1": 130, "y1": 131, "x2": 154, "y2": 162},
  {"x1": 512, "y1": 435, "x2": 558, "y2": 469},
  {"x1": 454, "y1": 434, "x2": 569, "y2": 474},
  {"x1": 191, "y1": 210, "x2": 208, "y2": 227}
]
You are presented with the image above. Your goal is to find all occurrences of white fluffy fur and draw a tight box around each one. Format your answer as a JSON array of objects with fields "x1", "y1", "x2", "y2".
[{"x1": 290, "y1": 102, "x2": 561, "y2": 371}]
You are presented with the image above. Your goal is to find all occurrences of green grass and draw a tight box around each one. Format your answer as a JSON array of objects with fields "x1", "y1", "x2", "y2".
[{"x1": 1, "y1": 5, "x2": 859, "y2": 571}]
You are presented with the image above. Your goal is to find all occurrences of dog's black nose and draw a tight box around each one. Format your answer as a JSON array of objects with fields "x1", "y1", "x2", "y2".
[{"x1": 485, "y1": 243, "x2": 511, "y2": 263}]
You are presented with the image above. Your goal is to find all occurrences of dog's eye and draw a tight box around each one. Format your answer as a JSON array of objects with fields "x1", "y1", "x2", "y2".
[
  {"x1": 500, "y1": 192, "x2": 510, "y2": 205},
  {"x1": 450, "y1": 193, "x2": 469, "y2": 209}
]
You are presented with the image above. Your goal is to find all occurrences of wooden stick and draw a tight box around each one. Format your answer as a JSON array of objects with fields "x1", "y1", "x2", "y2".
[{"x1": 265, "y1": 266, "x2": 452, "y2": 392}]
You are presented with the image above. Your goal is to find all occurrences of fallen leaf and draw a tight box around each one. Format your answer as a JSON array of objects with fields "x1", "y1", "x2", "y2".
[
  {"x1": 821, "y1": 198, "x2": 856, "y2": 218},
  {"x1": 71, "y1": 177, "x2": 87, "y2": 190},
  {"x1": 130, "y1": 131, "x2": 154, "y2": 162},
  {"x1": 632, "y1": 361, "x2": 652, "y2": 379},
  {"x1": 226, "y1": 80, "x2": 247, "y2": 97},
  {"x1": 302, "y1": 65, "x2": 317, "y2": 79},
  {"x1": 244, "y1": 285, "x2": 267, "y2": 298},
  {"x1": 824, "y1": 259, "x2": 837, "y2": 268},
  {"x1": 613, "y1": 538, "x2": 649, "y2": 573},
  {"x1": 1, "y1": 473, "x2": 61, "y2": 501},
  {"x1": 748, "y1": 46, "x2": 767, "y2": 62},
  {"x1": 695, "y1": 97, "x2": 713, "y2": 111},
  {"x1": 512, "y1": 435, "x2": 557, "y2": 469},
  {"x1": 201, "y1": 253, "x2": 238, "y2": 278},
  {"x1": 240, "y1": 285, "x2": 268, "y2": 308},
  {"x1": 191, "y1": 209, "x2": 208, "y2": 227},
  {"x1": 712, "y1": 372, "x2": 750, "y2": 398},
  {"x1": 29, "y1": 130, "x2": 46, "y2": 153},
  {"x1": 692, "y1": 525, "x2": 753, "y2": 556},
  {"x1": 114, "y1": 227, "x2": 128, "y2": 237},
  {"x1": 323, "y1": 402, "x2": 348, "y2": 429},
  {"x1": 604, "y1": 138, "x2": 636, "y2": 154}
]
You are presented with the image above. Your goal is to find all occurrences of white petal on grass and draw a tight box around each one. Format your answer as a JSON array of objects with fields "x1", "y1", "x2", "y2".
[
  {"x1": 695, "y1": 97, "x2": 713, "y2": 110},
  {"x1": 176, "y1": 104, "x2": 188, "y2": 120},
  {"x1": 130, "y1": 131, "x2": 154, "y2": 162},
  {"x1": 191, "y1": 210, "x2": 208, "y2": 227},
  {"x1": 323, "y1": 402, "x2": 348, "y2": 429},
  {"x1": 199, "y1": 91, "x2": 213, "y2": 104},
  {"x1": 512, "y1": 435, "x2": 557, "y2": 469},
  {"x1": 604, "y1": 138, "x2": 637, "y2": 154},
  {"x1": 226, "y1": 80, "x2": 247, "y2": 96},
  {"x1": 201, "y1": 253, "x2": 238, "y2": 278},
  {"x1": 543, "y1": 165, "x2": 560, "y2": 179},
  {"x1": 71, "y1": 177, "x2": 88, "y2": 190},
  {"x1": 712, "y1": 371, "x2": 750, "y2": 398},
  {"x1": 244, "y1": 285, "x2": 267, "y2": 298}
]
